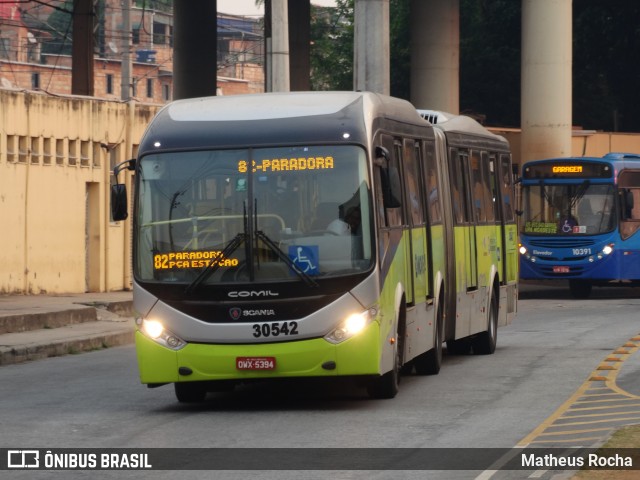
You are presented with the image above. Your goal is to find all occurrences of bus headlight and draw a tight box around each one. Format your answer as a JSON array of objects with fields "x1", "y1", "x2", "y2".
[
  {"x1": 596, "y1": 244, "x2": 614, "y2": 260},
  {"x1": 325, "y1": 307, "x2": 377, "y2": 344},
  {"x1": 140, "y1": 318, "x2": 187, "y2": 351},
  {"x1": 519, "y1": 245, "x2": 535, "y2": 261}
]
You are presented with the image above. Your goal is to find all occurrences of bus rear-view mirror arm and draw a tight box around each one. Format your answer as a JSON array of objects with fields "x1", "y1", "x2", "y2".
[{"x1": 111, "y1": 159, "x2": 136, "y2": 222}]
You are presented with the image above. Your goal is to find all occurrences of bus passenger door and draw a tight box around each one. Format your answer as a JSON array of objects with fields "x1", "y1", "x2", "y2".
[
  {"x1": 394, "y1": 140, "x2": 416, "y2": 306},
  {"x1": 403, "y1": 139, "x2": 428, "y2": 304},
  {"x1": 375, "y1": 135, "x2": 412, "y2": 304},
  {"x1": 498, "y1": 155, "x2": 518, "y2": 285}
]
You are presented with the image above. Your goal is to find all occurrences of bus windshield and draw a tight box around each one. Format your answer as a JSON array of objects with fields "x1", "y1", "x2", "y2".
[
  {"x1": 134, "y1": 145, "x2": 374, "y2": 285},
  {"x1": 521, "y1": 183, "x2": 616, "y2": 235}
]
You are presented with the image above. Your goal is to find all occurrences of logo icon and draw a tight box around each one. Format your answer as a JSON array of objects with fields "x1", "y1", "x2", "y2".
[
  {"x1": 288, "y1": 245, "x2": 319, "y2": 276},
  {"x1": 7, "y1": 450, "x2": 40, "y2": 469},
  {"x1": 229, "y1": 307, "x2": 242, "y2": 320}
]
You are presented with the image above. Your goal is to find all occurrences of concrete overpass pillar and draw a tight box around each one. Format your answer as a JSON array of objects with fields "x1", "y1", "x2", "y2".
[
  {"x1": 354, "y1": 0, "x2": 390, "y2": 94},
  {"x1": 410, "y1": 0, "x2": 459, "y2": 113},
  {"x1": 288, "y1": 0, "x2": 310, "y2": 91},
  {"x1": 268, "y1": 0, "x2": 291, "y2": 92},
  {"x1": 521, "y1": 0, "x2": 572, "y2": 163},
  {"x1": 173, "y1": 0, "x2": 217, "y2": 100}
]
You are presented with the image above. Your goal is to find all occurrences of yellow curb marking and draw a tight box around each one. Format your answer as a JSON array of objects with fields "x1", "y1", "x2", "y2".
[{"x1": 518, "y1": 333, "x2": 640, "y2": 447}]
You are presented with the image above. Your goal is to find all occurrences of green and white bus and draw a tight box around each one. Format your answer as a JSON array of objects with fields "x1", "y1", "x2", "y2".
[{"x1": 112, "y1": 92, "x2": 518, "y2": 402}]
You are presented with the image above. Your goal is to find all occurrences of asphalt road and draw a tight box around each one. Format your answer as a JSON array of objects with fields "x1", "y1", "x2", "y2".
[{"x1": 2, "y1": 281, "x2": 640, "y2": 480}]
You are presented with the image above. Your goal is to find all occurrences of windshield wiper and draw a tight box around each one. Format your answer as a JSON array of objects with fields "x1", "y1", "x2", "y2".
[
  {"x1": 184, "y1": 233, "x2": 246, "y2": 294},
  {"x1": 255, "y1": 230, "x2": 319, "y2": 288},
  {"x1": 570, "y1": 180, "x2": 590, "y2": 210}
]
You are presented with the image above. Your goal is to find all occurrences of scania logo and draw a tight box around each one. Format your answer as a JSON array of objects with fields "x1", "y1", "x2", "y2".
[
  {"x1": 228, "y1": 290, "x2": 279, "y2": 298},
  {"x1": 228, "y1": 307, "x2": 276, "y2": 320}
]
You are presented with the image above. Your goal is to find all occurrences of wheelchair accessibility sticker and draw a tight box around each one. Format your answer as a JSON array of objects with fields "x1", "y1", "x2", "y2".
[{"x1": 288, "y1": 245, "x2": 319, "y2": 276}]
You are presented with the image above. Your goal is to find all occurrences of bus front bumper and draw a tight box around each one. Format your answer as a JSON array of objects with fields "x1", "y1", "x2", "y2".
[
  {"x1": 135, "y1": 322, "x2": 381, "y2": 384},
  {"x1": 519, "y1": 249, "x2": 624, "y2": 280}
]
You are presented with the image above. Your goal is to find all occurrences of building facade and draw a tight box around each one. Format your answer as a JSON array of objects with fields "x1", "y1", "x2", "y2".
[
  {"x1": 0, "y1": 0, "x2": 265, "y2": 100},
  {"x1": 0, "y1": 89, "x2": 156, "y2": 294}
]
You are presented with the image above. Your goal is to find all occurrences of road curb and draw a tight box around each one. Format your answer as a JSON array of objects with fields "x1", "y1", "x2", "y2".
[
  {"x1": 0, "y1": 324, "x2": 135, "y2": 366},
  {"x1": 0, "y1": 307, "x2": 98, "y2": 335}
]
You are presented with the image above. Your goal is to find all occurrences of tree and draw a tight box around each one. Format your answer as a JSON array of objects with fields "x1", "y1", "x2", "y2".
[
  {"x1": 310, "y1": 0, "x2": 353, "y2": 91},
  {"x1": 41, "y1": 0, "x2": 75, "y2": 56},
  {"x1": 389, "y1": 0, "x2": 410, "y2": 99}
]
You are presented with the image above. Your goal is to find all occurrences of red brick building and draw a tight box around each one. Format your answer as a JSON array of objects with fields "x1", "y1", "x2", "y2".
[{"x1": 0, "y1": 1, "x2": 264, "y2": 102}]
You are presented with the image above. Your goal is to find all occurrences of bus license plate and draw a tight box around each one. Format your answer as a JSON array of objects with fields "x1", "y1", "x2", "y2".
[
  {"x1": 553, "y1": 266, "x2": 570, "y2": 273},
  {"x1": 236, "y1": 357, "x2": 276, "y2": 370}
]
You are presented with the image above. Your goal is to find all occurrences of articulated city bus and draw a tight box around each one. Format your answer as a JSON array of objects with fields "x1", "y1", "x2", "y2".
[
  {"x1": 519, "y1": 153, "x2": 640, "y2": 298},
  {"x1": 111, "y1": 92, "x2": 517, "y2": 402}
]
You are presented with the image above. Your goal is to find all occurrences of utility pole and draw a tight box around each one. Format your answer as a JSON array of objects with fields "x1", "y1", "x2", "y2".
[
  {"x1": 71, "y1": 0, "x2": 95, "y2": 95},
  {"x1": 121, "y1": 0, "x2": 132, "y2": 100},
  {"x1": 173, "y1": 0, "x2": 218, "y2": 100}
]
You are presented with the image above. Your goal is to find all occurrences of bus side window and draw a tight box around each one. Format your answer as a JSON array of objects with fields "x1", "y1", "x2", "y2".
[
  {"x1": 619, "y1": 188, "x2": 640, "y2": 239},
  {"x1": 404, "y1": 139, "x2": 424, "y2": 227},
  {"x1": 482, "y1": 152, "x2": 496, "y2": 223},
  {"x1": 449, "y1": 148, "x2": 466, "y2": 224},
  {"x1": 500, "y1": 155, "x2": 515, "y2": 222},
  {"x1": 423, "y1": 141, "x2": 442, "y2": 224},
  {"x1": 470, "y1": 151, "x2": 488, "y2": 223},
  {"x1": 375, "y1": 140, "x2": 403, "y2": 226}
]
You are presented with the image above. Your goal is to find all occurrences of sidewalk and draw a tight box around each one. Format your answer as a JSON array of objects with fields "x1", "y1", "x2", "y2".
[{"x1": 0, "y1": 291, "x2": 135, "y2": 366}]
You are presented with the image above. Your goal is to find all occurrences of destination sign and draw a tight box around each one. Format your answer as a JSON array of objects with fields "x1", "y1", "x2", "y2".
[
  {"x1": 153, "y1": 250, "x2": 238, "y2": 270},
  {"x1": 523, "y1": 161, "x2": 612, "y2": 179},
  {"x1": 238, "y1": 156, "x2": 335, "y2": 173}
]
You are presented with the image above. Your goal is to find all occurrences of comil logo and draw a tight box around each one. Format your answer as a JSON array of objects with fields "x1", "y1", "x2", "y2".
[
  {"x1": 228, "y1": 290, "x2": 279, "y2": 298},
  {"x1": 8, "y1": 450, "x2": 40, "y2": 468}
]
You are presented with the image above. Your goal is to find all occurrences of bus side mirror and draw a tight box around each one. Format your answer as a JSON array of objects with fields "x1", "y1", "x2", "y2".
[
  {"x1": 111, "y1": 159, "x2": 136, "y2": 221},
  {"x1": 111, "y1": 184, "x2": 129, "y2": 221},
  {"x1": 375, "y1": 146, "x2": 402, "y2": 209}
]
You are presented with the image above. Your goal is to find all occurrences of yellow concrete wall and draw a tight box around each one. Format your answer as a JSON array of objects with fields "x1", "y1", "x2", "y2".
[
  {"x1": 490, "y1": 127, "x2": 640, "y2": 169},
  {"x1": 0, "y1": 89, "x2": 158, "y2": 294}
]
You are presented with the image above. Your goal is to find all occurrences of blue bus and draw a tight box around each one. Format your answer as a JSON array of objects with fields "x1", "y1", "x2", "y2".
[{"x1": 519, "y1": 152, "x2": 640, "y2": 298}]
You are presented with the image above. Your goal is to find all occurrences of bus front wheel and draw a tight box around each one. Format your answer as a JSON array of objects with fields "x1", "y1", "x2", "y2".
[{"x1": 368, "y1": 312, "x2": 405, "y2": 399}]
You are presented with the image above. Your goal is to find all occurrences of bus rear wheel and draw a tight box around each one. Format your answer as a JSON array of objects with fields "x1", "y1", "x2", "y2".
[
  {"x1": 569, "y1": 280, "x2": 592, "y2": 299},
  {"x1": 414, "y1": 295, "x2": 444, "y2": 375},
  {"x1": 472, "y1": 291, "x2": 498, "y2": 355}
]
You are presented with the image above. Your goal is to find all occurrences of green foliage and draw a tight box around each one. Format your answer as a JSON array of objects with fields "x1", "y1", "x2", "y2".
[
  {"x1": 310, "y1": 0, "x2": 410, "y2": 97},
  {"x1": 389, "y1": 0, "x2": 410, "y2": 99},
  {"x1": 41, "y1": 0, "x2": 74, "y2": 56},
  {"x1": 310, "y1": 0, "x2": 353, "y2": 91}
]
